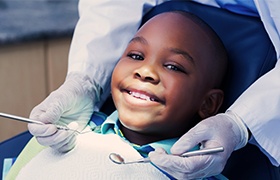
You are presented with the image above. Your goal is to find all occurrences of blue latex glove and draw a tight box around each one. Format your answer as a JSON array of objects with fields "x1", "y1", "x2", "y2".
[
  {"x1": 28, "y1": 73, "x2": 100, "y2": 153},
  {"x1": 149, "y1": 112, "x2": 248, "y2": 179}
]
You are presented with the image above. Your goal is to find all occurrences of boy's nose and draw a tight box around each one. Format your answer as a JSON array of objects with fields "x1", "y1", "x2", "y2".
[{"x1": 134, "y1": 65, "x2": 159, "y2": 84}]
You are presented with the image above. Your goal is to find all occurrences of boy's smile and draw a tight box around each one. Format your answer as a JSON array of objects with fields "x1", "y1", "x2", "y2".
[
  {"x1": 122, "y1": 87, "x2": 164, "y2": 105},
  {"x1": 116, "y1": 79, "x2": 166, "y2": 115},
  {"x1": 127, "y1": 90, "x2": 160, "y2": 102}
]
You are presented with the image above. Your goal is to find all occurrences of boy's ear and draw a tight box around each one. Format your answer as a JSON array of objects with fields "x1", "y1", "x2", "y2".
[{"x1": 198, "y1": 89, "x2": 224, "y2": 119}]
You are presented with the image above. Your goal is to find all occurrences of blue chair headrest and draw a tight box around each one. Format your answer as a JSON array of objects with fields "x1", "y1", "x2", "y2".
[{"x1": 142, "y1": 1, "x2": 277, "y2": 112}]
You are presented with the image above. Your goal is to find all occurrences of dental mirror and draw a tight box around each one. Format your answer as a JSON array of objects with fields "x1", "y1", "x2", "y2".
[{"x1": 109, "y1": 146, "x2": 224, "y2": 165}]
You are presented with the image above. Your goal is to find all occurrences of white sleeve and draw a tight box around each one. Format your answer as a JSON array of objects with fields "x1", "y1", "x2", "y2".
[
  {"x1": 229, "y1": 64, "x2": 280, "y2": 166},
  {"x1": 67, "y1": 0, "x2": 167, "y2": 104},
  {"x1": 229, "y1": 0, "x2": 280, "y2": 166}
]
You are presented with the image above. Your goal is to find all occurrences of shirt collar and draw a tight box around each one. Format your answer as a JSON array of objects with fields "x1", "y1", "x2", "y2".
[{"x1": 100, "y1": 110, "x2": 179, "y2": 154}]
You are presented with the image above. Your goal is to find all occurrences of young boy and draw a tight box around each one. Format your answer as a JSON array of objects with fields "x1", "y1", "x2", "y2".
[{"x1": 7, "y1": 11, "x2": 227, "y2": 180}]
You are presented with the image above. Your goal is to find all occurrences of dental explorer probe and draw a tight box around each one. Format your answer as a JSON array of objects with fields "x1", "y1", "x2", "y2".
[{"x1": 0, "y1": 112, "x2": 70, "y2": 131}]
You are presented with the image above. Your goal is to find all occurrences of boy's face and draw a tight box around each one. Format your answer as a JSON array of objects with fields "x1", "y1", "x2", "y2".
[{"x1": 111, "y1": 13, "x2": 216, "y2": 138}]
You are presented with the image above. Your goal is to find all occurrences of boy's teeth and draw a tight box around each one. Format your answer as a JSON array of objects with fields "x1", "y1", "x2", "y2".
[{"x1": 130, "y1": 91, "x2": 152, "y2": 101}]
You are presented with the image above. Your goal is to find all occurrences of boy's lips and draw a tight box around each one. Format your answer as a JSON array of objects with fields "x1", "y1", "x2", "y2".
[{"x1": 123, "y1": 89, "x2": 163, "y2": 104}]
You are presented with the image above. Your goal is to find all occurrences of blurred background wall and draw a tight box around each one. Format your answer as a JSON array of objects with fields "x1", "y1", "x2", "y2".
[{"x1": 0, "y1": 0, "x2": 79, "y2": 142}]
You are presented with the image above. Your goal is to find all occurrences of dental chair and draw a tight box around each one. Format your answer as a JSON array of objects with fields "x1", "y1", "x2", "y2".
[
  {"x1": 140, "y1": 1, "x2": 279, "y2": 179},
  {"x1": 1, "y1": 1, "x2": 279, "y2": 179}
]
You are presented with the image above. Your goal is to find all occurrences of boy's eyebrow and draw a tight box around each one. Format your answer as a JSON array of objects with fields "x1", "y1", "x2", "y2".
[
  {"x1": 129, "y1": 36, "x2": 148, "y2": 45},
  {"x1": 169, "y1": 48, "x2": 194, "y2": 65}
]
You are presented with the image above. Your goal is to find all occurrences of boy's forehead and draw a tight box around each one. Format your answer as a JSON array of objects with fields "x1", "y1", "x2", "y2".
[
  {"x1": 137, "y1": 12, "x2": 208, "y2": 43},
  {"x1": 138, "y1": 12, "x2": 205, "y2": 38},
  {"x1": 144, "y1": 12, "x2": 196, "y2": 28}
]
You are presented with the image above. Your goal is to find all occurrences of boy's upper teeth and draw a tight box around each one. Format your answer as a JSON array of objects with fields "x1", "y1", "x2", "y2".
[{"x1": 129, "y1": 91, "x2": 154, "y2": 101}]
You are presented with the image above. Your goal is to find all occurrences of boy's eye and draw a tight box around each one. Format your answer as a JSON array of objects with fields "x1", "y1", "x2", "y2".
[
  {"x1": 128, "y1": 53, "x2": 144, "y2": 60},
  {"x1": 165, "y1": 64, "x2": 185, "y2": 73}
]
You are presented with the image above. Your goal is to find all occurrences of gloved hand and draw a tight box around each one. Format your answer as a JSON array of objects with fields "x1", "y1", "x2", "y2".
[
  {"x1": 149, "y1": 112, "x2": 249, "y2": 179},
  {"x1": 28, "y1": 73, "x2": 101, "y2": 153}
]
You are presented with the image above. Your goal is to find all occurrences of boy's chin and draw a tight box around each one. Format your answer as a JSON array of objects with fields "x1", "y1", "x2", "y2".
[{"x1": 119, "y1": 112, "x2": 158, "y2": 128}]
